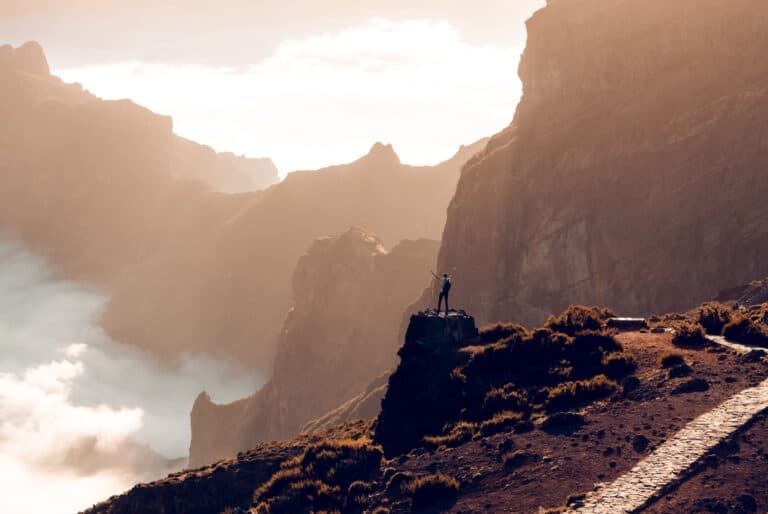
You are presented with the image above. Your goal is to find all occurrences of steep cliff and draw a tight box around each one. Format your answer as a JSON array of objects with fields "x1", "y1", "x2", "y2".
[
  {"x1": 435, "y1": 0, "x2": 768, "y2": 327},
  {"x1": 0, "y1": 42, "x2": 485, "y2": 366},
  {"x1": 189, "y1": 229, "x2": 439, "y2": 466},
  {"x1": 374, "y1": 311, "x2": 478, "y2": 457}
]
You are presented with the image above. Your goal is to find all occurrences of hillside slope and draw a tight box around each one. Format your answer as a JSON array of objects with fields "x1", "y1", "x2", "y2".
[
  {"x1": 433, "y1": 0, "x2": 768, "y2": 327},
  {"x1": 84, "y1": 307, "x2": 768, "y2": 514},
  {"x1": 189, "y1": 228, "x2": 439, "y2": 466}
]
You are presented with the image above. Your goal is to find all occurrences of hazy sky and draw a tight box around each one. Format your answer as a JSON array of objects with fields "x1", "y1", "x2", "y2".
[{"x1": 1, "y1": 1, "x2": 544, "y2": 174}]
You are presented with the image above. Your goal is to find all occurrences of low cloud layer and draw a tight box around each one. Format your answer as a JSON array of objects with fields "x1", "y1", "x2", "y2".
[{"x1": 0, "y1": 237, "x2": 261, "y2": 514}]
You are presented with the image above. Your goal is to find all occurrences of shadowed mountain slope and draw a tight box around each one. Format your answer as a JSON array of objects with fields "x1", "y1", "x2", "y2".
[
  {"x1": 189, "y1": 228, "x2": 439, "y2": 466},
  {"x1": 427, "y1": 0, "x2": 768, "y2": 327}
]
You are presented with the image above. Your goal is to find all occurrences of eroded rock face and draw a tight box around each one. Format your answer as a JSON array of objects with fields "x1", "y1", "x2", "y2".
[
  {"x1": 189, "y1": 229, "x2": 439, "y2": 466},
  {"x1": 433, "y1": 0, "x2": 768, "y2": 327},
  {"x1": 374, "y1": 310, "x2": 478, "y2": 457}
]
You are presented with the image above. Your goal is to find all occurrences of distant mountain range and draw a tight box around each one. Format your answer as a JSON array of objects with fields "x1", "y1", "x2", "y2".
[{"x1": 0, "y1": 42, "x2": 487, "y2": 367}]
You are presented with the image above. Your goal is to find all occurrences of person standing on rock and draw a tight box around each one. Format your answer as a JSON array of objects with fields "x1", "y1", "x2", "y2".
[{"x1": 432, "y1": 271, "x2": 452, "y2": 315}]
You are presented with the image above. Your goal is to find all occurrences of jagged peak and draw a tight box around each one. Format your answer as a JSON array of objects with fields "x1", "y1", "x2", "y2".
[
  {"x1": 313, "y1": 227, "x2": 387, "y2": 255},
  {"x1": 360, "y1": 142, "x2": 400, "y2": 165},
  {"x1": 0, "y1": 40, "x2": 50, "y2": 76}
]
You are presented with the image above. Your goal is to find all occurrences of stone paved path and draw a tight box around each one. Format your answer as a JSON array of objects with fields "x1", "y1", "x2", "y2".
[
  {"x1": 707, "y1": 335, "x2": 767, "y2": 355},
  {"x1": 569, "y1": 337, "x2": 768, "y2": 514}
]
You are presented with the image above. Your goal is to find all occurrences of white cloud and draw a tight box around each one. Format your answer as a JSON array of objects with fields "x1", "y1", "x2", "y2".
[
  {"x1": 55, "y1": 18, "x2": 522, "y2": 175},
  {"x1": 0, "y1": 238, "x2": 262, "y2": 514}
]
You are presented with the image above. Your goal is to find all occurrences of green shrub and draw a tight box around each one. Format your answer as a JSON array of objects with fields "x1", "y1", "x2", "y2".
[
  {"x1": 545, "y1": 375, "x2": 617, "y2": 412},
  {"x1": 544, "y1": 306, "x2": 616, "y2": 336},
  {"x1": 601, "y1": 352, "x2": 638, "y2": 379},
  {"x1": 402, "y1": 473, "x2": 460, "y2": 509},
  {"x1": 696, "y1": 302, "x2": 734, "y2": 335},
  {"x1": 671, "y1": 322, "x2": 707, "y2": 348},
  {"x1": 723, "y1": 315, "x2": 768, "y2": 347},
  {"x1": 659, "y1": 351, "x2": 686, "y2": 368}
]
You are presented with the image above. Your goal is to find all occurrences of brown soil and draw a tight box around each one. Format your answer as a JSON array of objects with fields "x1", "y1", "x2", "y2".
[
  {"x1": 645, "y1": 412, "x2": 768, "y2": 514},
  {"x1": 85, "y1": 333, "x2": 768, "y2": 514},
  {"x1": 373, "y1": 333, "x2": 768, "y2": 513}
]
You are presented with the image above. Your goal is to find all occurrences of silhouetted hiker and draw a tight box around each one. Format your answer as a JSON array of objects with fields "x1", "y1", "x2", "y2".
[{"x1": 432, "y1": 271, "x2": 452, "y2": 315}]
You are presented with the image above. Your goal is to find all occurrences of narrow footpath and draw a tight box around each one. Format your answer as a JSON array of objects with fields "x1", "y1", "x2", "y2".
[{"x1": 570, "y1": 336, "x2": 768, "y2": 514}]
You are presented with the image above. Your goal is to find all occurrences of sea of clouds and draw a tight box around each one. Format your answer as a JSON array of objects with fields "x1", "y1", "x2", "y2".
[{"x1": 0, "y1": 237, "x2": 261, "y2": 514}]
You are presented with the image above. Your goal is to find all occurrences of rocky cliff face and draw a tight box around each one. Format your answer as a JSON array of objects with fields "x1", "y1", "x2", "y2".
[
  {"x1": 189, "y1": 229, "x2": 439, "y2": 466},
  {"x1": 0, "y1": 42, "x2": 484, "y2": 367},
  {"x1": 374, "y1": 311, "x2": 478, "y2": 457},
  {"x1": 434, "y1": 0, "x2": 768, "y2": 327}
]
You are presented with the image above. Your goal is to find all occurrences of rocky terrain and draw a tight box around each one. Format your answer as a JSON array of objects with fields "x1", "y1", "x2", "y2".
[
  {"x1": 189, "y1": 228, "x2": 439, "y2": 466},
  {"x1": 717, "y1": 277, "x2": 768, "y2": 307},
  {"x1": 83, "y1": 304, "x2": 768, "y2": 513},
  {"x1": 0, "y1": 42, "x2": 485, "y2": 366},
  {"x1": 430, "y1": 0, "x2": 768, "y2": 327}
]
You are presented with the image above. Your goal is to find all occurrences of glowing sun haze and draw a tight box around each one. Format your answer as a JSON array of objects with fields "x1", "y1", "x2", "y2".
[{"x1": 2, "y1": 1, "x2": 545, "y2": 175}]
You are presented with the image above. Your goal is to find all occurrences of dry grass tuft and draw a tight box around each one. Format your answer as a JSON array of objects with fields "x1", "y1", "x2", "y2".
[
  {"x1": 252, "y1": 438, "x2": 382, "y2": 514},
  {"x1": 478, "y1": 411, "x2": 525, "y2": 437},
  {"x1": 671, "y1": 322, "x2": 707, "y2": 348},
  {"x1": 402, "y1": 473, "x2": 460, "y2": 509},
  {"x1": 723, "y1": 315, "x2": 768, "y2": 347},
  {"x1": 545, "y1": 375, "x2": 617, "y2": 413},
  {"x1": 696, "y1": 302, "x2": 734, "y2": 335},
  {"x1": 422, "y1": 422, "x2": 476, "y2": 449},
  {"x1": 544, "y1": 306, "x2": 615, "y2": 336}
]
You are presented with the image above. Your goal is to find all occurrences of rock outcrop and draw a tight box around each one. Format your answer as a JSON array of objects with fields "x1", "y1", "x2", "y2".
[
  {"x1": 433, "y1": 0, "x2": 768, "y2": 328},
  {"x1": 189, "y1": 229, "x2": 439, "y2": 466},
  {"x1": 717, "y1": 277, "x2": 768, "y2": 307},
  {"x1": 0, "y1": 40, "x2": 49, "y2": 75},
  {"x1": 374, "y1": 310, "x2": 478, "y2": 457},
  {"x1": 0, "y1": 41, "x2": 485, "y2": 368}
]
